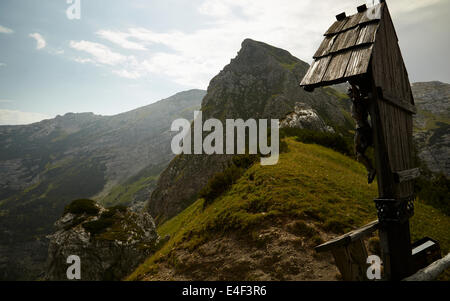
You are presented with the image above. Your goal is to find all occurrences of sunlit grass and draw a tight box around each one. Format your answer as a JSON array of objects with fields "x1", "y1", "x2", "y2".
[{"x1": 127, "y1": 138, "x2": 450, "y2": 281}]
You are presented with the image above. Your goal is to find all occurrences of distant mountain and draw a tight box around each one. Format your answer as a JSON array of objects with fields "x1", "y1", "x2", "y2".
[
  {"x1": 147, "y1": 39, "x2": 354, "y2": 224},
  {"x1": 412, "y1": 81, "x2": 450, "y2": 177},
  {"x1": 0, "y1": 89, "x2": 205, "y2": 280}
]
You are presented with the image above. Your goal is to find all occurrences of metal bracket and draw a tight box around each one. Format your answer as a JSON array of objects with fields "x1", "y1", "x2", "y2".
[{"x1": 374, "y1": 196, "x2": 414, "y2": 223}]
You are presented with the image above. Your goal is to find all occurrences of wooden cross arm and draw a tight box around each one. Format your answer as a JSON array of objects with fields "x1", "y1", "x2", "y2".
[
  {"x1": 393, "y1": 168, "x2": 420, "y2": 183},
  {"x1": 315, "y1": 220, "x2": 379, "y2": 253}
]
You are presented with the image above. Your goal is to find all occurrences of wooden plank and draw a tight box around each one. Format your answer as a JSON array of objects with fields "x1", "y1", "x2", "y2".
[
  {"x1": 324, "y1": 18, "x2": 348, "y2": 36},
  {"x1": 315, "y1": 220, "x2": 379, "y2": 253},
  {"x1": 356, "y1": 23, "x2": 379, "y2": 45},
  {"x1": 322, "y1": 50, "x2": 352, "y2": 82},
  {"x1": 349, "y1": 220, "x2": 379, "y2": 242},
  {"x1": 300, "y1": 56, "x2": 331, "y2": 86},
  {"x1": 371, "y1": 3, "x2": 414, "y2": 109},
  {"x1": 341, "y1": 11, "x2": 364, "y2": 31},
  {"x1": 347, "y1": 239, "x2": 369, "y2": 281},
  {"x1": 369, "y1": 86, "x2": 395, "y2": 198},
  {"x1": 394, "y1": 168, "x2": 420, "y2": 183},
  {"x1": 331, "y1": 248, "x2": 353, "y2": 280},
  {"x1": 378, "y1": 87, "x2": 417, "y2": 114},
  {"x1": 331, "y1": 239, "x2": 369, "y2": 281},
  {"x1": 330, "y1": 26, "x2": 360, "y2": 54},
  {"x1": 313, "y1": 35, "x2": 336, "y2": 58},
  {"x1": 316, "y1": 233, "x2": 351, "y2": 253},
  {"x1": 344, "y1": 44, "x2": 373, "y2": 77}
]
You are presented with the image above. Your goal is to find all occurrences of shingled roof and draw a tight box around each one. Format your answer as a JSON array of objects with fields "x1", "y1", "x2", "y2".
[{"x1": 300, "y1": 2, "x2": 384, "y2": 88}]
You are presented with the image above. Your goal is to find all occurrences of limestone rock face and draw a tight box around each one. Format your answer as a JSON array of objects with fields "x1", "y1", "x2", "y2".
[
  {"x1": 45, "y1": 201, "x2": 158, "y2": 281},
  {"x1": 280, "y1": 102, "x2": 334, "y2": 133},
  {"x1": 412, "y1": 81, "x2": 450, "y2": 176}
]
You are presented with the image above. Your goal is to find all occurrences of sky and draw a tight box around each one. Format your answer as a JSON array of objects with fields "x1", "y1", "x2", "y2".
[{"x1": 0, "y1": 0, "x2": 448, "y2": 125}]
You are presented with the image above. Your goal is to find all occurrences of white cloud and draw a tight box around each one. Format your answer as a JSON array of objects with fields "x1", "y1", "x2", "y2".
[
  {"x1": 0, "y1": 109, "x2": 50, "y2": 125},
  {"x1": 96, "y1": 30, "x2": 147, "y2": 50},
  {"x1": 112, "y1": 69, "x2": 142, "y2": 79},
  {"x1": 0, "y1": 99, "x2": 13, "y2": 103},
  {"x1": 91, "y1": 0, "x2": 332, "y2": 87},
  {"x1": 198, "y1": 0, "x2": 233, "y2": 17},
  {"x1": 70, "y1": 40, "x2": 144, "y2": 80},
  {"x1": 75, "y1": 0, "x2": 448, "y2": 86},
  {"x1": 70, "y1": 40, "x2": 131, "y2": 66},
  {"x1": 72, "y1": 57, "x2": 95, "y2": 64},
  {"x1": 29, "y1": 33, "x2": 47, "y2": 50},
  {"x1": 0, "y1": 25, "x2": 13, "y2": 34},
  {"x1": 50, "y1": 48, "x2": 65, "y2": 55}
]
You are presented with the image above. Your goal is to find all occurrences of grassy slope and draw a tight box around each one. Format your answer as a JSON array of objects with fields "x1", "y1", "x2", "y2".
[
  {"x1": 100, "y1": 175, "x2": 158, "y2": 207},
  {"x1": 128, "y1": 138, "x2": 450, "y2": 280}
]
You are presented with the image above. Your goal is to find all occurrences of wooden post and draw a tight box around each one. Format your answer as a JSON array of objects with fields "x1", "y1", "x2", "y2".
[{"x1": 369, "y1": 83, "x2": 414, "y2": 280}]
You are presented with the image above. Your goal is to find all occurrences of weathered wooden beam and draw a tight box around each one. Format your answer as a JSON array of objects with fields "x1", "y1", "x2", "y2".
[
  {"x1": 315, "y1": 220, "x2": 379, "y2": 253},
  {"x1": 331, "y1": 239, "x2": 369, "y2": 281},
  {"x1": 403, "y1": 253, "x2": 450, "y2": 281},
  {"x1": 393, "y1": 168, "x2": 420, "y2": 183},
  {"x1": 377, "y1": 87, "x2": 417, "y2": 114}
]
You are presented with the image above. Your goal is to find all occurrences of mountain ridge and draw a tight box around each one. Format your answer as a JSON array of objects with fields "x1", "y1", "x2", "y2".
[
  {"x1": 0, "y1": 89, "x2": 205, "y2": 280},
  {"x1": 147, "y1": 38, "x2": 354, "y2": 224}
]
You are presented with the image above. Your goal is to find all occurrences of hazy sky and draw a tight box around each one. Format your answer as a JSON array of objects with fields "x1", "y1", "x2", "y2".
[{"x1": 0, "y1": 0, "x2": 448, "y2": 125}]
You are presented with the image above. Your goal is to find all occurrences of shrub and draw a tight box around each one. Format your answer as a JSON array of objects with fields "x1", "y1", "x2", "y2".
[
  {"x1": 415, "y1": 174, "x2": 450, "y2": 216},
  {"x1": 287, "y1": 221, "x2": 318, "y2": 238},
  {"x1": 64, "y1": 199, "x2": 99, "y2": 216},
  {"x1": 322, "y1": 219, "x2": 348, "y2": 234},
  {"x1": 295, "y1": 130, "x2": 352, "y2": 156},
  {"x1": 232, "y1": 154, "x2": 259, "y2": 169},
  {"x1": 82, "y1": 217, "x2": 115, "y2": 236},
  {"x1": 101, "y1": 205, "x2": 128, "y2": 218},
  {"x1": 199, "y1": 164, "x2": 243, "y2": 207},
  {"x1": 280, "y1": 128, "x2": 353, "y2": 156}
]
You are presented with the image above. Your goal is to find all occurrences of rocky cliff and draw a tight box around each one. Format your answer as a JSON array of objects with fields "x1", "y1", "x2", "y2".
[
  {"x1": 45, "y1": 199, "x2": 158, "y2": 281},
  {"x1": 147, "y1": 39, "x2": 353, "y2": 223},
  {"x1": 412, "y1": 81, "x2": 450, "y2": 176}
]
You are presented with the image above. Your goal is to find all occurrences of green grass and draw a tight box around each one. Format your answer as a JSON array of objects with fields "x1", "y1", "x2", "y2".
[
  {"x1": 415, "y1": 109, "x2": 450, "y2": 131},
  {"x1": 280, "y1": 62, "x2": 299, "y2": 71},
  {"x1": 127, "y1": 138, "x2": 450, "y2": 281},
  {"x1": 100, "y1": 175, "x2": 158, "y2": 207}
]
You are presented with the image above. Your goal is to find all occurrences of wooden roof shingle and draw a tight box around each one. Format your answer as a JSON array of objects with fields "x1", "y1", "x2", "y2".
[{"x1": 301, "y1": 3, "x2": 384, "y2": 88}]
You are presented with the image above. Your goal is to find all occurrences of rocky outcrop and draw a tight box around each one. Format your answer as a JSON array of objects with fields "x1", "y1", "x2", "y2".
[
  {"x1": 45, "y1": 200, "x2": 158, "y2": 281},
  {"x1": 280, "y1": 102, "x2": 335, "y2": 133},
  {"x1": 147, "y1": 39, "x2": 352, "y2": 223},
  {"x1": 412, "y1": 81, "x2": 450, "y2": 176}
]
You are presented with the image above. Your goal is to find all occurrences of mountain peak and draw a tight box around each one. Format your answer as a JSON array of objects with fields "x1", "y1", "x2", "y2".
[{"x1": 238, "y1": 38, "x2": 301, "y2": 66}]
